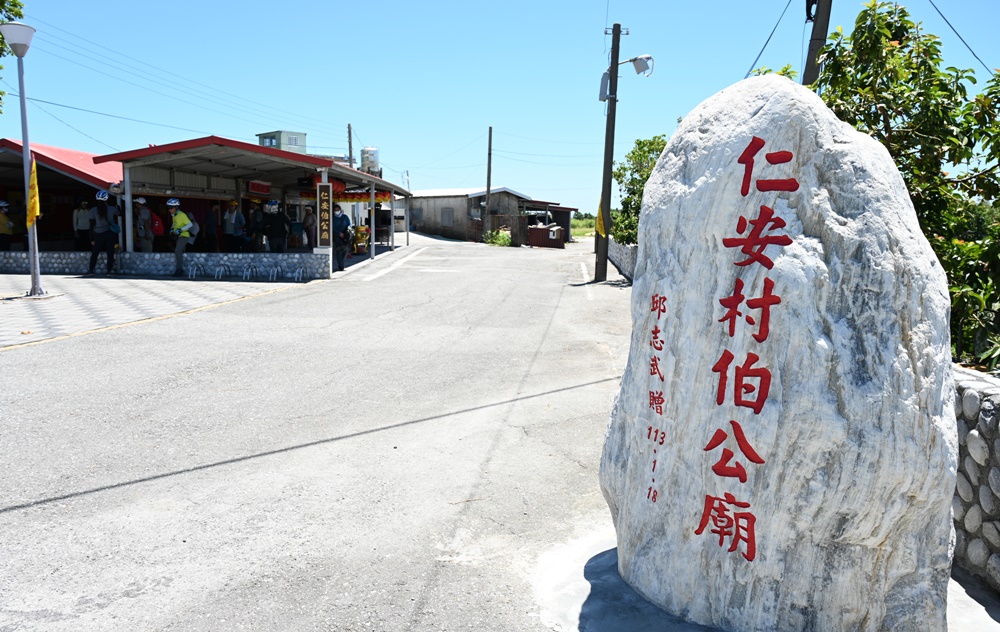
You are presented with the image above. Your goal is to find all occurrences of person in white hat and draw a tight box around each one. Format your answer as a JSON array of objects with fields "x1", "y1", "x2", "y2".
[{"x1": 134, "y1": 197, "x2": 154, "y2": 253}]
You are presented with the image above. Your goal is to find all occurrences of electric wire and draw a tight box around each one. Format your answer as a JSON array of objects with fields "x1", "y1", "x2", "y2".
[
  {"x1": 2, "y1": 86, "x2": 216, "y2": 136},
  {"x1": 23, "y1": 13, "x2": 355, "y2": 138},
  {"x1": 926, "y1": 0, "x2": 994, "y2": 75},
  {"x1": 744, "y1": 0, "x2": 795, "y2": 79}
]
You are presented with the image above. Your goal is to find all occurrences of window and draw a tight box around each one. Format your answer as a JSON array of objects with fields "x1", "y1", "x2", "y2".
[
  {"x1": 261, "y1": 136, "x2": 277, "y2": 147},
  {"x1": 288, "y1": 135, "x2": 299, "y2": 146},
  {"x1": 441, "y1": 207, "x2": 454, "y2": 227}
]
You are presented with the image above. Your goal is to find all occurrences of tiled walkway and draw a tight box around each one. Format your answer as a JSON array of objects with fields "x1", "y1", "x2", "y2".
[{"x1": 0, "y1": 274, "x2": 300, "y2": 349}]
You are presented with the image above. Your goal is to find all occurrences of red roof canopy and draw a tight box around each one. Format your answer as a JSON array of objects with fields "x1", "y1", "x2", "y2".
[{"x1": 0, "y1": 138, "x2": 122, "y2": 189}]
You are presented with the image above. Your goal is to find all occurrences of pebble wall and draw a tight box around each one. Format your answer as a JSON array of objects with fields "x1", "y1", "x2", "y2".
[
  {"x1": 608, "y1": 236, "x2": 637, "y2": 281},
  {"x1": 953, "y1": 365, "x2": 1000, "y2": 590},
  {"x1": 0, "y1": 251, "x2": 331, "y2": 280}
]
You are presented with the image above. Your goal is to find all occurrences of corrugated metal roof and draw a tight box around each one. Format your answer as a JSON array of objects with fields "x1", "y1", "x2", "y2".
[{"x1": 410, "y1": 186, "x2": 530, "y2": 199}]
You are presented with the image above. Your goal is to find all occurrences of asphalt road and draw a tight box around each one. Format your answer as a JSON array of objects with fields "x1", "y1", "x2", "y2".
[
  {"x1": 0, "y1": 235, "x2": 638, "y2": 631},
  {"x1": 2, "y1": 234, "x2": 998, "y2": 631}
]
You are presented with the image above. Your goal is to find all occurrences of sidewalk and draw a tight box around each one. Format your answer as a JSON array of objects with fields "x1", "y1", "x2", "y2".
[{"x1": 0, "y1": 236, "x2": 415, "y2": 350}]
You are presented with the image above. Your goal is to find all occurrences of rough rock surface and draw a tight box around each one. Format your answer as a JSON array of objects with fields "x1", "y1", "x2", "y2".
[{"x1": 600, "y1": 75, "x2": 956, "y2": 632}]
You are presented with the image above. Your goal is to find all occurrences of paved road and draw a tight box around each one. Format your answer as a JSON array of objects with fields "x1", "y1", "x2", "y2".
[{"x1": 1, "y1": 233, "x2": 997, "y2": 631}]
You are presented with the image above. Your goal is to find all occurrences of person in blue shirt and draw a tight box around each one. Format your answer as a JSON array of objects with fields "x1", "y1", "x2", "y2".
[{"x1": 332, "y1": 204, "x2": 352, "y2": 271}]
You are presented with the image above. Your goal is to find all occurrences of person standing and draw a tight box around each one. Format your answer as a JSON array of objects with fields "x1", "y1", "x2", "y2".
[
  {"x1": 302, "y1": 206, "x2": 316, "y2": 249},
  {"x1": 73, "y1": 199, "x2": 91, "y2": 251},
  {"x1": 0, "y1": 201, "x2": 13, "y2": 252},
  {"x1": 166, "y1": 198, "x2": 193, "y2": 277},
  {"x1": 87, "y1": 191, "x2": 118, "y2": 275},
  {"x1": 204, "y1": 204, "x2": 220, "y2": 253},
  {"x1": 262, "y1": 200, "x2": 290, "y2": 253},
  {"x1": 332, "y1": 204, "x2": 352, "y2": 271},
  {"x1": 249, "y1": 203, "x2": 265, "y2": 252},
  {"x1": 223, "y1": 201, "x2": 246, "y2": 252},
  {"x1": 134, "y1": 197, "x2": 154, "y2": 253}
]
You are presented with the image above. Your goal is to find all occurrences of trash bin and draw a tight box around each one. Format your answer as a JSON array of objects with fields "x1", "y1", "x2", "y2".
[{"x1": 527, "y1": 224, "x2": 565, "y2": 249}]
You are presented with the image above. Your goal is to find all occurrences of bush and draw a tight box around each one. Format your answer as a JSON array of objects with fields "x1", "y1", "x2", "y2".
[
  {"x1": 484, "y1": 229, "x2": 511, "y2": 247},
  {"x1": 610, "y1": 210, "x2": 638, "y2": 246}
]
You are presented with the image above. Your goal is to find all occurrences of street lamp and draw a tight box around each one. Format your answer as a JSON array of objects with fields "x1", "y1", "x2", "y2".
[
  {"x1": 0, "y1": 20, "x2": 44, "y2": 296},
  {"x1": 595, "y1": 23, "x2": 652, "y2": 282}
]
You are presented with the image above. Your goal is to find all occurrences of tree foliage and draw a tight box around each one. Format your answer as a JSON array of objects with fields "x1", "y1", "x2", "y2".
[
  {"x1": 610, "y1": 134, "x2": 667, "y2": 245},
  {"x1": 0, "y1": 0, "x2": 27, "y2": 113},
  {"x1": 813, "y1": 0, "x2": 1000, "y2": 366},
  {"x1": 815, "y1": 0, "x2": 1000, "y2": 238}
]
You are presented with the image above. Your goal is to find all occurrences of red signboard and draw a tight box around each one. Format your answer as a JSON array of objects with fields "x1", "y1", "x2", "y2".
[{"x1": 248, "y1": 180, "x2": 271, "y2": 195}]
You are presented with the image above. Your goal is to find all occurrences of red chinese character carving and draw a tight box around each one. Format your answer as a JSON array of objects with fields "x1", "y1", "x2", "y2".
[
  {"x1": 722, "y1": 205, "x2": 793, "y2": 270},
  {"x1": 718, "y1": 277, "x2": 782, "y2": 342},
  {"x1": 651, "y1": 294, "x2": 667, "y2": 318},
  {"x1": 695, "y1": 492, "x2": 757, "y2": 561},
  {"x1": 649, "y1": 391, "x2": 665, "y2": 415},
  {"x1": 737, "y1": 136, "x2": 799, "y2": 196},
  {"x1": 650, "y1": 356, "x2": 664, "y2": 381},
  {"x1": 712, "y1": 350, "x2": 771, "y2": 414},
  {"x1": 650, "y1": 325, "x2": 664, "y2": 351},
  {"x1": 703, "y1": 420, "x2": 766, "y2": 483}
]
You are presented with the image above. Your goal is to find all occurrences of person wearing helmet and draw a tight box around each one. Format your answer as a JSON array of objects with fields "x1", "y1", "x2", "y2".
[
  {"x1": 0, "y1": 200, "x2": 13, "y2": 252},
  {"x1": 134, "y1": 197, "x2": 154, "y2": 253},
  {"x1": 262, "y1": 199, "x2": 290, "y2": 253},
  {"x1": 87, "y1": 193, "x2": 119, "y2": 275},
  {"x1": 166, "y1": 198, "x2": 193, "y2": 276}
]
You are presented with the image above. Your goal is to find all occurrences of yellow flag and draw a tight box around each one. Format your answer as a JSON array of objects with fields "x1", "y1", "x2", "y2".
[
  {"x1": 596, "y1": 200, "x2": 606, "y2": 237},
  {"x1": 27, "y1": 157, "x2": 40, "y2": 228}
]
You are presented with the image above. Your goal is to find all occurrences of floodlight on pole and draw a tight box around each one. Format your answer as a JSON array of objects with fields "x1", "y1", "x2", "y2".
[
  {"x1": 0, "y1": 21, "x2": 45, "y2": 297},
  {"x1": 595, "y1": 24, "x2": 653, "y2": 282}
]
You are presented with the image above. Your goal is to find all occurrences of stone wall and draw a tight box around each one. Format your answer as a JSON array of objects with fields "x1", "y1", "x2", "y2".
[
  {"x1": 954, "y1": 365, "x2": 1000, "y2": 590},
  {"x1": 0, "y1": 251, "x2": 331, "y2": 280},
  {"x1": 607, "y1": 237, "x2": 637, "y2": 281}
]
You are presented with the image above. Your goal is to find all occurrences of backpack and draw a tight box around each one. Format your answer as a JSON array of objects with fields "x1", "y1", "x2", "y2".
[
  {"x1": 188, "y1": 217, "x2": 200, "y2": 241},
  {"x1": 149, "y1": 212, "x2": 165, "y2": 237}
]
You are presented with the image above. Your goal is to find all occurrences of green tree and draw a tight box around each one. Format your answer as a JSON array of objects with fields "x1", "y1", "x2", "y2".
[
  {"x1": 610, "y1": 134, "x2": 667, "y2": 245},
  {"x1": 0, "y1": 0, "x2": 27, "y2": 113},
  {"x1": 813, "y1": 0, "x2": 1000, "y2": 365},
  {"x1": 814, "y1": 0, "x2": 1000, "y2": 238}
]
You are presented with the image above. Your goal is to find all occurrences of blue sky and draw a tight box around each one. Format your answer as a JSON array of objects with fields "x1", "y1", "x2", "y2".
[{"x1": 1, "y1": 1, "x2": 997, "y2": 215}]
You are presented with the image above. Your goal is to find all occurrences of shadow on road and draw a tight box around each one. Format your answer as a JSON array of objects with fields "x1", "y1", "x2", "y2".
[
  {"x1": 579, "y1": 548, "x2": 719, "y2": 631},
  {"x1": 0, "y1": 376, "x2": 620, "y2": 516}
]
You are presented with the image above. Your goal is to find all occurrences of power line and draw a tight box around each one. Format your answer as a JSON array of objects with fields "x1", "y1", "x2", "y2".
[
  {"x1": 926, "y1": 0, "x2": 994, "y2": 75},
  {"x1": 24, "y1": 13, "x2": 353, "y2": 137},
  {"x1": 494, "y1": 131, "x2": 602, "y2": 146},
  {"x1": 744, "y1": 0, "x2": 795, "y2": 79},
  {"x1": 3, "y1": 87, "x2": 216, "y2": 135},
  {"x1": 2, "y1": 80, "x2": 122, "y2": 151}
]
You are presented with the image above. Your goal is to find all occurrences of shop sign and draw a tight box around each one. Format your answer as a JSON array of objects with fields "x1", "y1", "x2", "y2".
[
  {"x1": 248, "y1": 180, "x2": 271, "y2": 195},
  {"x1": 317, "y1": 183, "x2": 332, "y2": 247}
]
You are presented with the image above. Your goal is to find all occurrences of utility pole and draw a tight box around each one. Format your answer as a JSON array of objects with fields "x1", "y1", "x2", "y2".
[
  {"x1": 485, "y1": 126, "x2": 492, "y2": 236},
  {"x1": 596, "y1": 23, "x2": 621, "y2": 282},
  {"x1": 348, "y1": 123, "x2": 354, "y2": 168},
  {"x1": 803, "y1": 0, "x2": 833, "y2": 85}
]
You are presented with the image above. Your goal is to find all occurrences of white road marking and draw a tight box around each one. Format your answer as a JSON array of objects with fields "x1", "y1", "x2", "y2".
[
  {"x1": 580, "y1": 262, "x2": 593, "y2": 301},
  {"x1": 363, "y1": 247, "x2": 428, "y2": 281}
]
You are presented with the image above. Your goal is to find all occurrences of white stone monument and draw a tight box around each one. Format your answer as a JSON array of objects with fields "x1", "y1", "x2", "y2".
[{"x1": 600, "y1": 75, "x2": 956, "y2": 631}]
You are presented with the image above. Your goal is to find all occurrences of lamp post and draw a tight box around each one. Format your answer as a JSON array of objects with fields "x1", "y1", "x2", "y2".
[
  {"x1": 595, "y1": 23, "x2": 653, "y2": 282},
  {"x1": 0, "y1": 21, "x2": 44, "y2": 296}
]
